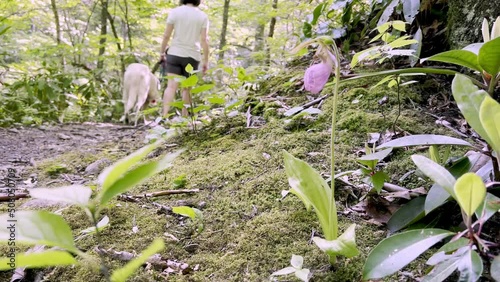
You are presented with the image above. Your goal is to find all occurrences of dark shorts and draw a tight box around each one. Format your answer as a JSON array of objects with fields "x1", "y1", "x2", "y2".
[{"x1": 165, "y1": 54, "x2": 199, "y2": 78}]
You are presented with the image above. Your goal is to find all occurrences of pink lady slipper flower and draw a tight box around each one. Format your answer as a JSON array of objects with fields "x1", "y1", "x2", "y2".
[{"x1": 304, "y1": 48, "x2": 336, "y2": 94}]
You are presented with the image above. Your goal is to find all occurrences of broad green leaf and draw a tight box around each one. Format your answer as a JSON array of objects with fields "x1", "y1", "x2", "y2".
[
  {"x1": 110, "y1": 238, "x2": 165, "y2": 282},
  {"x1": 402, "y1": 0, "x2": 420, "y2": 23},
  {"x1": 422, "y1": 50, "x2": 482, "y2": 72},
  {"x1": 0, "y1": 251, "x2": 76, "y2": 270},
  {"x1": 427, "y1": 245, "x2": 469, "y2": 266},
  {"x1": 392, "y1": 21, "x2": 407, "y2": 32},
  {"x1": 478, "y1": 37, "x2": 500, "y2": 75},
  {"x1": 311, "y1": 2, "x2": 326, "y2": 25},
  {"x1": 283, "y1": 151, "x2": 335, "y2": 239},
  {"x1": 370, "y1": 75, "x2": 395, "y2": 90},
  {"x1": 454, "y1": 173, "x2": 486, "y2": 217},
  {"x1": 191, "y1": 84, "x2": 214, "y2": 94},
  {"x1": 295, "y1": 268, "x2": 311, "y2": 282},
  {"x1": 377, "y1": 134, "x2": 471, "y2": 149},
  {"x1": 29, "y1": 185, "x2": 92, "y2": 206},
  {"x1": 363, "y1": 229, "x2": 454, "y2": 279},
  {"x1": 0, "y1": 25, "x2": 11, "y2": 36},
  {"x1": 312, "y1": 224, "x2": 359, "y2": 258},
  {"x1": 479, "y1": 95, "x2": 500, "y2": 154},
  {"x1": 376, "y1": 22, "x2": 391, "y2": 34},
  {"x1": 80, "y1": 215, "x2": 110, "y2": 234},
  {"x1": 193, "y1": 105, "x2": 210, "y2": 113},
  {"x1": 207, "y1": 95, "x2": 225, "y2": 105},
  {"x1": 98, "y1": 140, "x2": 163, "y2": 191},
  {"x1": 271, "y1": 266, "x2": 295, "y2": 276},
  {"x1": 482, "y1": 18, "x2": 490, "y2": 42},
  {"x1": 290, "y1": 254, "x2": 303, "y2": 269},
  {"x1": 169, "y1": 100, "x2": 185, "y2": 109},
  {"x1": 302, "y1": 22, "x2": 312, "y2": 38},
  {"x1": 425, "y1": 156, "x2": 473, "y2": 214},
  {"x1": 98, "y1": 149, "x2": 184, "y2": 206},
  {"x1": 429, "y1": 145, "x2": 439, "y2": 163},
  {"x1": 351, "y1": 46, "x2": 378, "y2": 68},
  {"x1": 0, "y1": 211, "x2": 77, "y2": 253},
  {"x1": 422, "y1": 255, "x2": 461, "y2": 282},
  {"x1": 457, "y1": 249, "x2": 483, "y2": 282},
  {"x1": 387, "y1": 196, "x2": 425, "y2": 232},
  {"x1": 412, "y1": 155, "x2": 456, "y2": 197},
  {"x1": 491, "y1": 255, "x2": 500, "y2": 281},
  {"x1": 185, "y1": 63, "x2": 194, "y2": 74},
  {"x1": 475, "y1": 193, "x2": 500, "y2": 222},
  {"x1": 410, "y1": 28, "x2": 423, "y2": 67},
  {"x1": 181, "y1": 74, "x2": 198, "y2": 88},
  {"x1": 358, "y1": 148, "x2": 393, "y2": 162},
  {"x1": 451, "y1": 74, "x2": 491, "y2": 145},
  {"x1": 370, "y1": 171, "x2": 389, "y2": 192},
  {"x1": 172, "y1": 206, "x2": 199, "y2": 220},
  {"x1": 425, "y1": 184, "x2": 450, "y2": 215},
  {"x1": 437, "y1": 238, "x2": 469, "y2": 254}
]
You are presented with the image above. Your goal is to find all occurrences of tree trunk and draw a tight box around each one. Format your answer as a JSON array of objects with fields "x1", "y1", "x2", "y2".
[
  {"x1": 105, "y1": 9, "x2": 125, "y2": 74},
  {"x1": 97, "y1": 0, "x2": 109, "y2": 69},
  {"x1": 50, "y1": 0, "x2": 64, "y2": 67},
  {"x1": 447, "y1": 0, "x2": 500, "y2": 48},
  {"x1": 218, "y1": 0, "x2": 230, "y2": 62},
  {"x1": 265, "y1": 0, "x2": 278, "y2": 66}
]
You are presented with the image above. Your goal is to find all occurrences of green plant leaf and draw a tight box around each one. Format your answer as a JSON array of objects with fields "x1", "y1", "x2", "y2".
[
  {"x1": 451, "y1": 74, "x2": 491, "y2": 145},
  {"x1": 358, "y1": 148, "x2": 393, "y2": 163},
  {"x1": 454, "y1": 173, "x2": 486, "y2": 217},
  {"x1": 478, "y1": 36, "x2": 500, "y2": 75},
  {"x1": 370, "y1": 171, "x2": 389, "y2": 192},
  {"x1": 207, "y1": 95, "x2": 225, "y2": 105},
  {"x1": 29, "y1": 185, "x2": 92, "y2": 206},
  {"x1": 191, "y1": 84, "x2": 214, "y2": 94},
  {"x1": 410, "y1": 28, "x2": 423, "y2": 67},
  {"x1": 0, "y1": 251, "x2": 76, "y2": 270},
  {"x1": 363, "y1": 229, "x2": 454, "y2": 279},
  {"x1": 402, "y1": 0, "x2": 420, "y2": 23},
  {"x1": 422, "y1": 50, "x2": 482, "y2": 72},
  {"x1": 387, "y1": 196, "x2": 426, "y2": 232},
  {"x1": 169, "y1": 100, "x2": 185, "y2": 109},
  {"x1": 475, "y1": 193, "x2": 500, "y2": 222},
  {"x1": 392, "y1": 21, "x2": 408, "y2": 32},
  {"x1": 185, "y1": 63, "x2": 194, "y2": 74},
  {"x1": 377, "y1": 134, "x2": 471, "y2": 149},
  {"x1": 181, "y1": 75, "x2": 198, "y2": 88},
  {"x1": 491, "y1": 255, "x2": 500, "y2": 281},
  {"x1": 424, "y1": 156, "x2": 473, "y2": 214},
  {"x1": 98, "y1": 149, "x2": 184, "y2": 207},
  {"x1": 98, "y1": 140, "x2": 163, "y2": 192},
  {"x1": 110, "y1": 238, "x2": 165, "y2": 282},
  {"x1": 457, "y1": 249, "x2": 483, "y2": 282},
  {"x1": 0, "y1": 211, "x2": 77, "y2": 253},
  {"x1": 422, "y1": 255, "x2": 461, "y2": 282},
  {"x1": 311, "y1": 2, "x2": 326, "y2": 25},
  {"x1": 479, "y1": 95, "x2": 500, "y2": 155},
  {"x1": 283, "y1": 150, "x2": 335, "y2": 239},
  {"x1": 437, "y1": 238, "x2": 470, "y2": 254},
  {"x1": 312, "y1": 224, "x2": 359, "y2": 258},
  {"x1": 172, "y1": 206, "x2": 199, "y2": 220},
  {"x1": 80, "y1": 215, "x2": 110, "y2": 234},
  {"x1": 412, "y1": 155, "x2": 456, "y2": 197}
]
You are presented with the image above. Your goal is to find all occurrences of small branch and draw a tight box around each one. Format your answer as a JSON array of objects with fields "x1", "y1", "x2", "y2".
[
  {"x1": 0, "y1": 193, "x2": 29, "y2": 201},
  {"x1": 127, "y1": 189, "x2": 200, "y2": 199}
]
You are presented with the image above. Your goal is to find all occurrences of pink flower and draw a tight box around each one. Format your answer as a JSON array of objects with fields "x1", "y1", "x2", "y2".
[{"x1": 304, "y1": 62, "x2": 331, "y2": 94}]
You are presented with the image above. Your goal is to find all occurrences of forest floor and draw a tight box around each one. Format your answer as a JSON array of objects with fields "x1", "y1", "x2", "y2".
[{"x1": 0, "y1": 70, "x2": 479, "y2": 282}]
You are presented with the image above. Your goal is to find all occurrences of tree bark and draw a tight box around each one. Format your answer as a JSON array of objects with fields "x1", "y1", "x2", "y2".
[
  {"x1": 105, "y1": 9, "x2": 125, "y2": 74},
  {"x1": 447, "y1": 0, "x2": 500, "y2": 48},
  {"x1": 97, "y1": 0, "x2": 109, "y2": 69},
  {"x1": 265, "y1": 0, "x2": 278, "y2": 66},
  {"x1": 50, "y1": 0, "x2": 64, "y2": 67},
  {"x1": 217, "y1": 0, "x2": 230, "y2": 62}
]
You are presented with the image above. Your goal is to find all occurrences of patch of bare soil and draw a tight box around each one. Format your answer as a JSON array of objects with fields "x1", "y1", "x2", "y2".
[{"x1": 0, "y1": 122, "x2": 148, "y2": 191}]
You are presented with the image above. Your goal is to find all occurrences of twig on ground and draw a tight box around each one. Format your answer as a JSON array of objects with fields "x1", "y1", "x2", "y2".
[{"x1": 0, "y1": 193, "x2": 29, "y2": 201}]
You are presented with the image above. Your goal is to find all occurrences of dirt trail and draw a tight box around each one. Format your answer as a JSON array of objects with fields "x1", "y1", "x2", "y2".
[{"x1": 0, "y1": 123, "x2": 147, "y2": 190}]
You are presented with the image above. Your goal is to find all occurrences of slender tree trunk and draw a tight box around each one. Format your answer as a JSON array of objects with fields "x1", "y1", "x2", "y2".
[
  {"x1": 50, "y1": 0, "x2": 65, "y2": 67},
  {"x1": 105, "y1": 9, "x2": 125, "y2": 74},
  {"x1": 123, "y1": 0, "x2": 133, "y2": 50},
  {"x1": 218, "y1": 0, "x2": 230, "y2": 62},
  {"x1": 97, "y1": 0, "x2": 109, "y2": 69},
  {"x1": 265, "y1": 0, "x2": 278, "y2": 66}
]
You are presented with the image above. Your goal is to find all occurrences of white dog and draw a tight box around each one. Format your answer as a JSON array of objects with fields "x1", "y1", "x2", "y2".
[{"x1": 121, "y1": 63, "x2": 160, "y2": 126}]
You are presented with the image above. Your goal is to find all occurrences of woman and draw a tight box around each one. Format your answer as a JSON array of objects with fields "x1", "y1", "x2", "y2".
[{"x1": 159, "y1": 0, "x2": 210, "y2": 118}]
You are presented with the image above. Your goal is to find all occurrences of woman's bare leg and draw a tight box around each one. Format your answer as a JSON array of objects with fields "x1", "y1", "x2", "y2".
[
  {"x1": 162, "y1": 74, "x2": 179, "y2": 117},
  {"x1": 181, "y1": 87, "x2": 192, "y2": 117}
]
